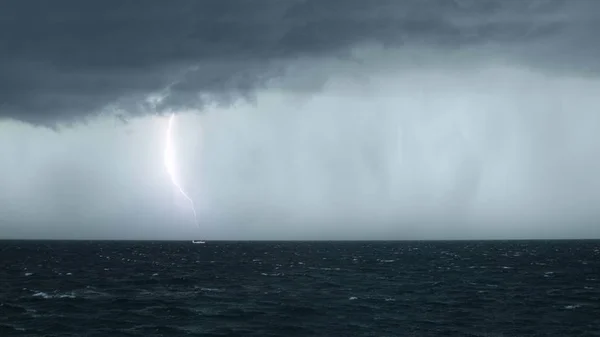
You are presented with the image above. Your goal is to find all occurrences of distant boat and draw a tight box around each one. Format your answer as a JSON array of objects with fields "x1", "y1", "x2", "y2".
[{"x1": 192, "y1": 240, "x2": 206, "y2": 244}]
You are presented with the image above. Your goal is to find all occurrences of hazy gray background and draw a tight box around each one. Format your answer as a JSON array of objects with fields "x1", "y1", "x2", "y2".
[{"x1": 1, "y1": 0, "x2": 599, "y2": 239}]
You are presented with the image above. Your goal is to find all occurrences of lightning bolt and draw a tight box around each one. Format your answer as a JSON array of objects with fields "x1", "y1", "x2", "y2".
[{"x1": 164, "y1": 113, "x2": 198, "y2": 226}]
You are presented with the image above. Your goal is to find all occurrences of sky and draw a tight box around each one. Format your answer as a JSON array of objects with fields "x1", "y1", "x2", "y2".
[{"x1": 1, "y1": 0, "x2": 600, "y2": 240}]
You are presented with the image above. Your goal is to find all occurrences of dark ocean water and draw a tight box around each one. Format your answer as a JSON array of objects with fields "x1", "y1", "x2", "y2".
[{"x1": 0, "y1": 240, "x2": 599, "y2": 337}]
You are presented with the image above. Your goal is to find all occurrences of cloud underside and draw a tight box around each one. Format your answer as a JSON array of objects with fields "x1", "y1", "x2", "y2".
[{"x1": 1, "y1": 0, "x2": 600, "y2": 125}]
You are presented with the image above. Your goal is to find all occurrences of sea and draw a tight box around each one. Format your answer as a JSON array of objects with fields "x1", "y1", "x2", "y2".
[{"x1": 0, "y1": 240, "x2": 599, "y2": 337}]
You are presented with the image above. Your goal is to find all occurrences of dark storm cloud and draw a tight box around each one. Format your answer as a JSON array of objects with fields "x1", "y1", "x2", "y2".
[{"x1": 1, "y1": 0, "x2": 598, "y2": 125}]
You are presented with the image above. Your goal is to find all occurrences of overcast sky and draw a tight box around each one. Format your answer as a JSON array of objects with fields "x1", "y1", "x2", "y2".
[{"x1": 1, "y1": 0, "x2": 600, "y2": 240}]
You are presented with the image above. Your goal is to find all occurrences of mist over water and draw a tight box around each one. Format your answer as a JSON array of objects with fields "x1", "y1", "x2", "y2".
[
  {"x1": 1, "y1": 51, "x2": 600, "y2": 239},
  {"x1": 192, "y1": 58, "x2": 600, "y2": 239}
]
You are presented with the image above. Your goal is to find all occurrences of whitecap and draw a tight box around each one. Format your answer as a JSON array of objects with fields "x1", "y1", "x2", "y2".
[
  {"x1": 260, "y1": 272, "x2": 283, "y2": 277},
  {"x1": 199, "y1": 287, "x2": 223, "y2": 292},
  {"x1": 32, "y1": 292, "x2": 51, "y2": 299},
  {"x1": 32, "y1": 291, "x2": 75, "y2": 299}
]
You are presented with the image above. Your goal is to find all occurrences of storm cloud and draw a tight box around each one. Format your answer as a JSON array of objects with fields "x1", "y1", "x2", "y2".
[
  {"x1": 2, "y1": 0, "x2": 600, "y2": 240},
  {"x1": 2, "y1": 0, "x2": 600, "y2": 125}
]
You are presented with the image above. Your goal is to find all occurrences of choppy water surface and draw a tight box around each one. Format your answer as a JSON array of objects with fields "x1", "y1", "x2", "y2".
[{"x1": 1, "y1": 240, "x2": 599, "y2": 336}]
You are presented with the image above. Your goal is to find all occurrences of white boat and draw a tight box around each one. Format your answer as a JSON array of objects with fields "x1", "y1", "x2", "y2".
[{"x1": 192, "y1": 240, "x2": 206, "y2": 244}]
